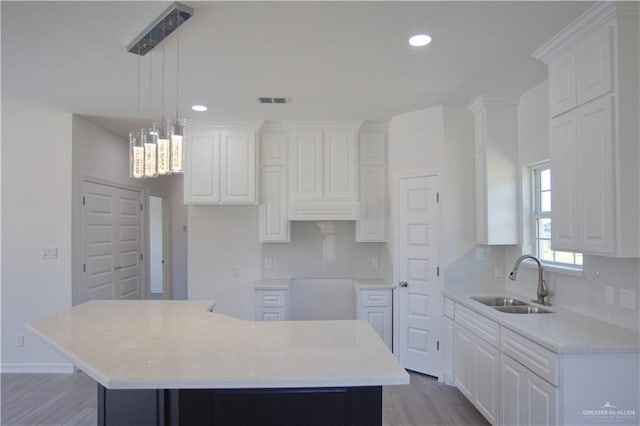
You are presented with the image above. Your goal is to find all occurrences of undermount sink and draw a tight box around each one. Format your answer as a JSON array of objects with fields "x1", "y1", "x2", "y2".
[
  {"x1": 494, "y1": 305, "x2": 552, "y2": 314},
  {"x1": 470, "y1": 296, "x2": 553, "y2": 314},
  {"x1": 471, "y1": 296, "x2": 529, "y2": 307}
]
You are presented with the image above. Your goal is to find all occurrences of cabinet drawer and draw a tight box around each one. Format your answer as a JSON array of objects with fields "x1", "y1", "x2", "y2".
[
  {"x1": 444, "y1": 298, "x2": 455, "y2": 319},
  {"x1": 256, "y1": 307, "x2": 286, "y2": 321},
  {"x1": 360, "y1": 290, "x2": 390, "y2": 307},
  {"x1": 455, "y1": 304, "x2": 500, "y2": 348},
  {"x1": 255, "y1": 290, "x2": 287, "y2": 308},
  {"x1": 501, "y1": 327, "x2": 558, "y2": 386}
]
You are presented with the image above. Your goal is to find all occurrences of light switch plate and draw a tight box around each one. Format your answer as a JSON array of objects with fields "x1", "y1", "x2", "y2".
[
  {"x1": 41, "y1": 247, "x2": 58, "y2": 259},
  {"x1": 620, "y1": 289, "x2": 636, "y2": 310}
]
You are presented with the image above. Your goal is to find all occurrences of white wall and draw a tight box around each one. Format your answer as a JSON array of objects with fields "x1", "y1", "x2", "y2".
[
  {"x1": 1, "y1": 104, "x2": 74, "y2": 372},
  {"x1": 505, "y1": 81, "x2": 640, "y2": 330},
  {"x1": 388, "y1": 106, "x2": 444, "y2": 177},
  {"x1": 188, "y1": 206, "x2": 261, "y2": 320}
]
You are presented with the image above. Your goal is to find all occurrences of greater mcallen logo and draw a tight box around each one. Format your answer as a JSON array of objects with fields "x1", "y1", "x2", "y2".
[{"x1": 583, "y1": 402, "x2": 637, "y2": 422}]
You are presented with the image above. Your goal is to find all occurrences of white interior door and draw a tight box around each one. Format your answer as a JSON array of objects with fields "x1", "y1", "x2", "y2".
[
  {"x1": 82, "y1": 180, "x2": 143, "y2": 301},
  {"x1": 396, "y1": 173, "x2": 441, "y2": 376}
]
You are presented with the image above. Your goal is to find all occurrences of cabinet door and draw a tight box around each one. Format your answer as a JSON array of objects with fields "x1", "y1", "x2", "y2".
[
  {"x1": 475, "y1": 339, "x2": 499, "y2": 425},
  {"x1": 527, "y1": 373, "x2": 558, "y2": 426},
  {"x1": 289, "y1": 130, "x2": 323, "y2": 200},
  {"x1": 576, "y1": 24, "x2": 612, "y2": 106},
  {"x1": 454, "y1": 325, "x2": 474, "y2": 401},
  {"x1": 549, "y1": 49, "x2": 577, "y2": 117},
  {"x1": 324, "y1": 131, "x2": 357, "y2": 200},
  {"x1": 443, "y1": 317, "x2": 455, "y2": 385},
  {"x1": 550, "y1": 114, "x2": 578, "y2": 251},
  {"x1": 576, "y1": 96, "x2": 614, "y2": 254},
  {"x1": 259, "y1": 166, "x2": 290, "y2": 242},
  {"x1": 356, "y1": 166, "x2": 386, "y2": 242},
  {"x1": 501, "y1": 354, "x2": 526, "y2": 426},
  {"x1": 185, "y1": 130, "x2": 220, "y2": 204},
  {"x1": 219, "y1": 130, "x2": 256, "y2": 204},
  {"x1": 260, "y1": 131, "x2": 287, "y2": 166},
  {"x1": 363, "y1": 307, "x2": 392, "y2": 349},
  {"x1": 475, "y1": 151, "x2": 488, "y2": 244}
]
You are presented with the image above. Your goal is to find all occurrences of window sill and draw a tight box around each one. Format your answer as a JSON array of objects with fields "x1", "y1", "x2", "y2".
[{"x1": 520, "y1": 260, "x2": 584, "y2": 277}]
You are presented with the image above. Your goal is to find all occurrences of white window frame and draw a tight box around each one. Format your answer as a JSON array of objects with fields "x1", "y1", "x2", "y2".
[{"x1": 531, "y1": 162, "x2": 583, "y2": 271}]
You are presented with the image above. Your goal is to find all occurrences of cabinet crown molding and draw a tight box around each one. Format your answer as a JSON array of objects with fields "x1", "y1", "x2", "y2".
[
  {"x1": 532, "y1": 2, "x2": 637, "y2": 64},
  {"x1": 467, "y1": 96, "x2": 518, "y2": 114},
  {"x1": 283, "y1": 120, "x2": 364, "y2": 131},
  {"x1": 186, "y1": 120, "x2": 264, "y2": 131}
]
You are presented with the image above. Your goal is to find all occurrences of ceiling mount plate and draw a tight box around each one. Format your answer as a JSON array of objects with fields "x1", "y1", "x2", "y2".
[{"x1": 127, "y1": 2, "x2": 193, "y2": 56}]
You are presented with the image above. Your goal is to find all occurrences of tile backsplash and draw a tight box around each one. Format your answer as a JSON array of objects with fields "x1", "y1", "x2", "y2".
[
  {"x1": 261, "y1": 221, "x2": 388, "y2": 280},
  {"x1": 505, "y1": 248, "x2": 640, "y2": 331}
]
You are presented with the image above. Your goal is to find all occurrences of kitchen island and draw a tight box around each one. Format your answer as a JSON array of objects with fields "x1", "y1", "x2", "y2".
[{"x1": 28, "y1": 300, "x2": 409, "y2": 425}]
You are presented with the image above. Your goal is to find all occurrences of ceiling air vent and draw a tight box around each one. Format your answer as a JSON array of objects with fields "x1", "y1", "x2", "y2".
[{"x1": 258, "y1": 97, "x2": 289, "y2": 104}]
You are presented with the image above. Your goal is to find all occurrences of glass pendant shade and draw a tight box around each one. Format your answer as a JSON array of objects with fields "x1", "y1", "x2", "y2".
[
  {"x1": 154, "y1": 122, "x2": 171, "y2": 175},
  {"x1": 143, "y1": 128, "x2": 158, "y2": 178},
  {"x1": 168, "y1": 119, "x2": 186, "y2": 174},
  {"x1": 130, "y1": 131, "x2": 144, "y2": 179}
]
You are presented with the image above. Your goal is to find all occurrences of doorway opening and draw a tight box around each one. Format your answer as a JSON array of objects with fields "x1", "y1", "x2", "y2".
[{"x1": 149, "y1": 195, "x2": 169, "y2": 299}]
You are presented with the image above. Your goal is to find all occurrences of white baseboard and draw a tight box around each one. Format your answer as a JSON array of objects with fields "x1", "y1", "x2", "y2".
[{"x1": 1, "y1": 363, "x2": 75, "y2": 374}]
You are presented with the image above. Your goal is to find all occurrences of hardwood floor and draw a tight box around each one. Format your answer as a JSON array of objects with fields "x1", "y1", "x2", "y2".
[{"x1": 1, "y1": 371, "x2": 488, "y2": 425}]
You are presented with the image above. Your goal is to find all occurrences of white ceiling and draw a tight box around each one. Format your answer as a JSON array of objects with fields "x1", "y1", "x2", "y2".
[{"x1": 2, "y1": 1, "x2": 594, "y2": 138}]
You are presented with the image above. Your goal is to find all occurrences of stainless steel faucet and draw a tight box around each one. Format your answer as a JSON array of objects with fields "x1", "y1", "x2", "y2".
[{"x1": 508, "y1": 255, "x2": 550, "y2": 306}]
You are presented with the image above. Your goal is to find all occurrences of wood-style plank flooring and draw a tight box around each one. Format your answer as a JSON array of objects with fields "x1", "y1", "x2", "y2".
[{"x1": 1, "y1": 370, "x2": 488, "y2": 425}]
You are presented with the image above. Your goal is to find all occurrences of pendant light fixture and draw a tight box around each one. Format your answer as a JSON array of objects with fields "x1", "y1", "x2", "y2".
[{"x1": 127, "y1": 2, "x2": 193, "y2": 179}]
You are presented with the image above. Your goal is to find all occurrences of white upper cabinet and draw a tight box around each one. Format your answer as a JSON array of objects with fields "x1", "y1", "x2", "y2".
[
  {"x1": 259, "y1": 125, "x2": 290, "y2": 242},
  {"x1": 535, "y1": 2, "x2": 638, "y2": 257},
  {"x1": 546, "y1": 20, "x2": 612, "y2": 117},
  {"x1": 185, "y1": 128, "x2": 220, "y2": 204},
  {"x1": 289, "y1": 130, "x2": 324, "y2": 200},
  {"x1": 468, "y1": 97, "x2": 519, "y2": 245},
  {"x1": 356, "y1": 126, "x2": 387, "y2": 242},
  {"x1": 185, "y1": 123, "x2": 261, "y2": 205},
  {"x1": 287, "y1": 122, "x2": 361, "y2": 221},
  {"x1": 220, "y1": 130, "x2": 256, "y2": 204}
]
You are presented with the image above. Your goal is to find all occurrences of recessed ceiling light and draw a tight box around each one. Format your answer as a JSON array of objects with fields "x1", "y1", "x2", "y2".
[
  {"x1": 409, "y1": 34, "x2": 432, "y2": 47},
  {"x1": 191, "y1": 104, "x2": 208, "y2": 112}
]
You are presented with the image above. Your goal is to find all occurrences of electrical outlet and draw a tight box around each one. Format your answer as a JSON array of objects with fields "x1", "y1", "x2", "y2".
[
  {"x1": 475, "y1": 247, "x2": 485, "y2": 261},
  {"x1": 494, "y1": 265, "x2": 504, "y2": 278},
  {"x1": 16, "y1": 335, "x2": 24, "y2": 347},
  {"x1": 620, "y1": 289, "x2": 636, "y2": 310},
  {"x1": 264, "y1": 257, "x2": 273, "y2": 269},
  {"x1": 41, "y1": 247, "x2": 58, "y2": 259},
  {"x1": 604, "y1": 286, "x2": 614, "y2": 304},
  {"x1": 371, "y1": 257, "x2": 380, "y2": 269},
  {"x1": 232, "y1": 267, "x2": 239, "y2": 278}
]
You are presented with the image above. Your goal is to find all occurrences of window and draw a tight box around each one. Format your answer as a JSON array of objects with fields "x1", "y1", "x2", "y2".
[{"x1": 532, "y1": 163, "x2": 583, "y2": 268}]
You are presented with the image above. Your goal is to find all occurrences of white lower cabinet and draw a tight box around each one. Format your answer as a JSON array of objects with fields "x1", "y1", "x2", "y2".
[
  {"x1": 355, "y1": 286, "x2": 392, "y2": 350},
  {"x1": 453, "y1": 317, "x2": 499, "y2": 425},
  {"x1": 255, "y1": 286, "x2": 289, "y2": 321},
  {"x1": 442, "y1": 315, "x2": 455, "y2": 385},
  {"x1": 450, "y1": 300, "x2": 639, "y2": 426},
  {"x1": 501, "y1": 353, "x2": 558, "y2": 426}
]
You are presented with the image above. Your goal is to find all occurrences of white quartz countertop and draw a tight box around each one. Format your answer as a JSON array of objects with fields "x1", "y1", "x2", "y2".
[
  {"x1": 27, "y1": 300, "x2": 409, "y2": 390},
  {"x1": 444, "y1": 290, "x2": 640, "y2": 354}
]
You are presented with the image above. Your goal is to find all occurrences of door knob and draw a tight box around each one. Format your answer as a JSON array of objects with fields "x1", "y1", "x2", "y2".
[{"x1": 399, "y1": 281, "x2": 408, "y2": 287}]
